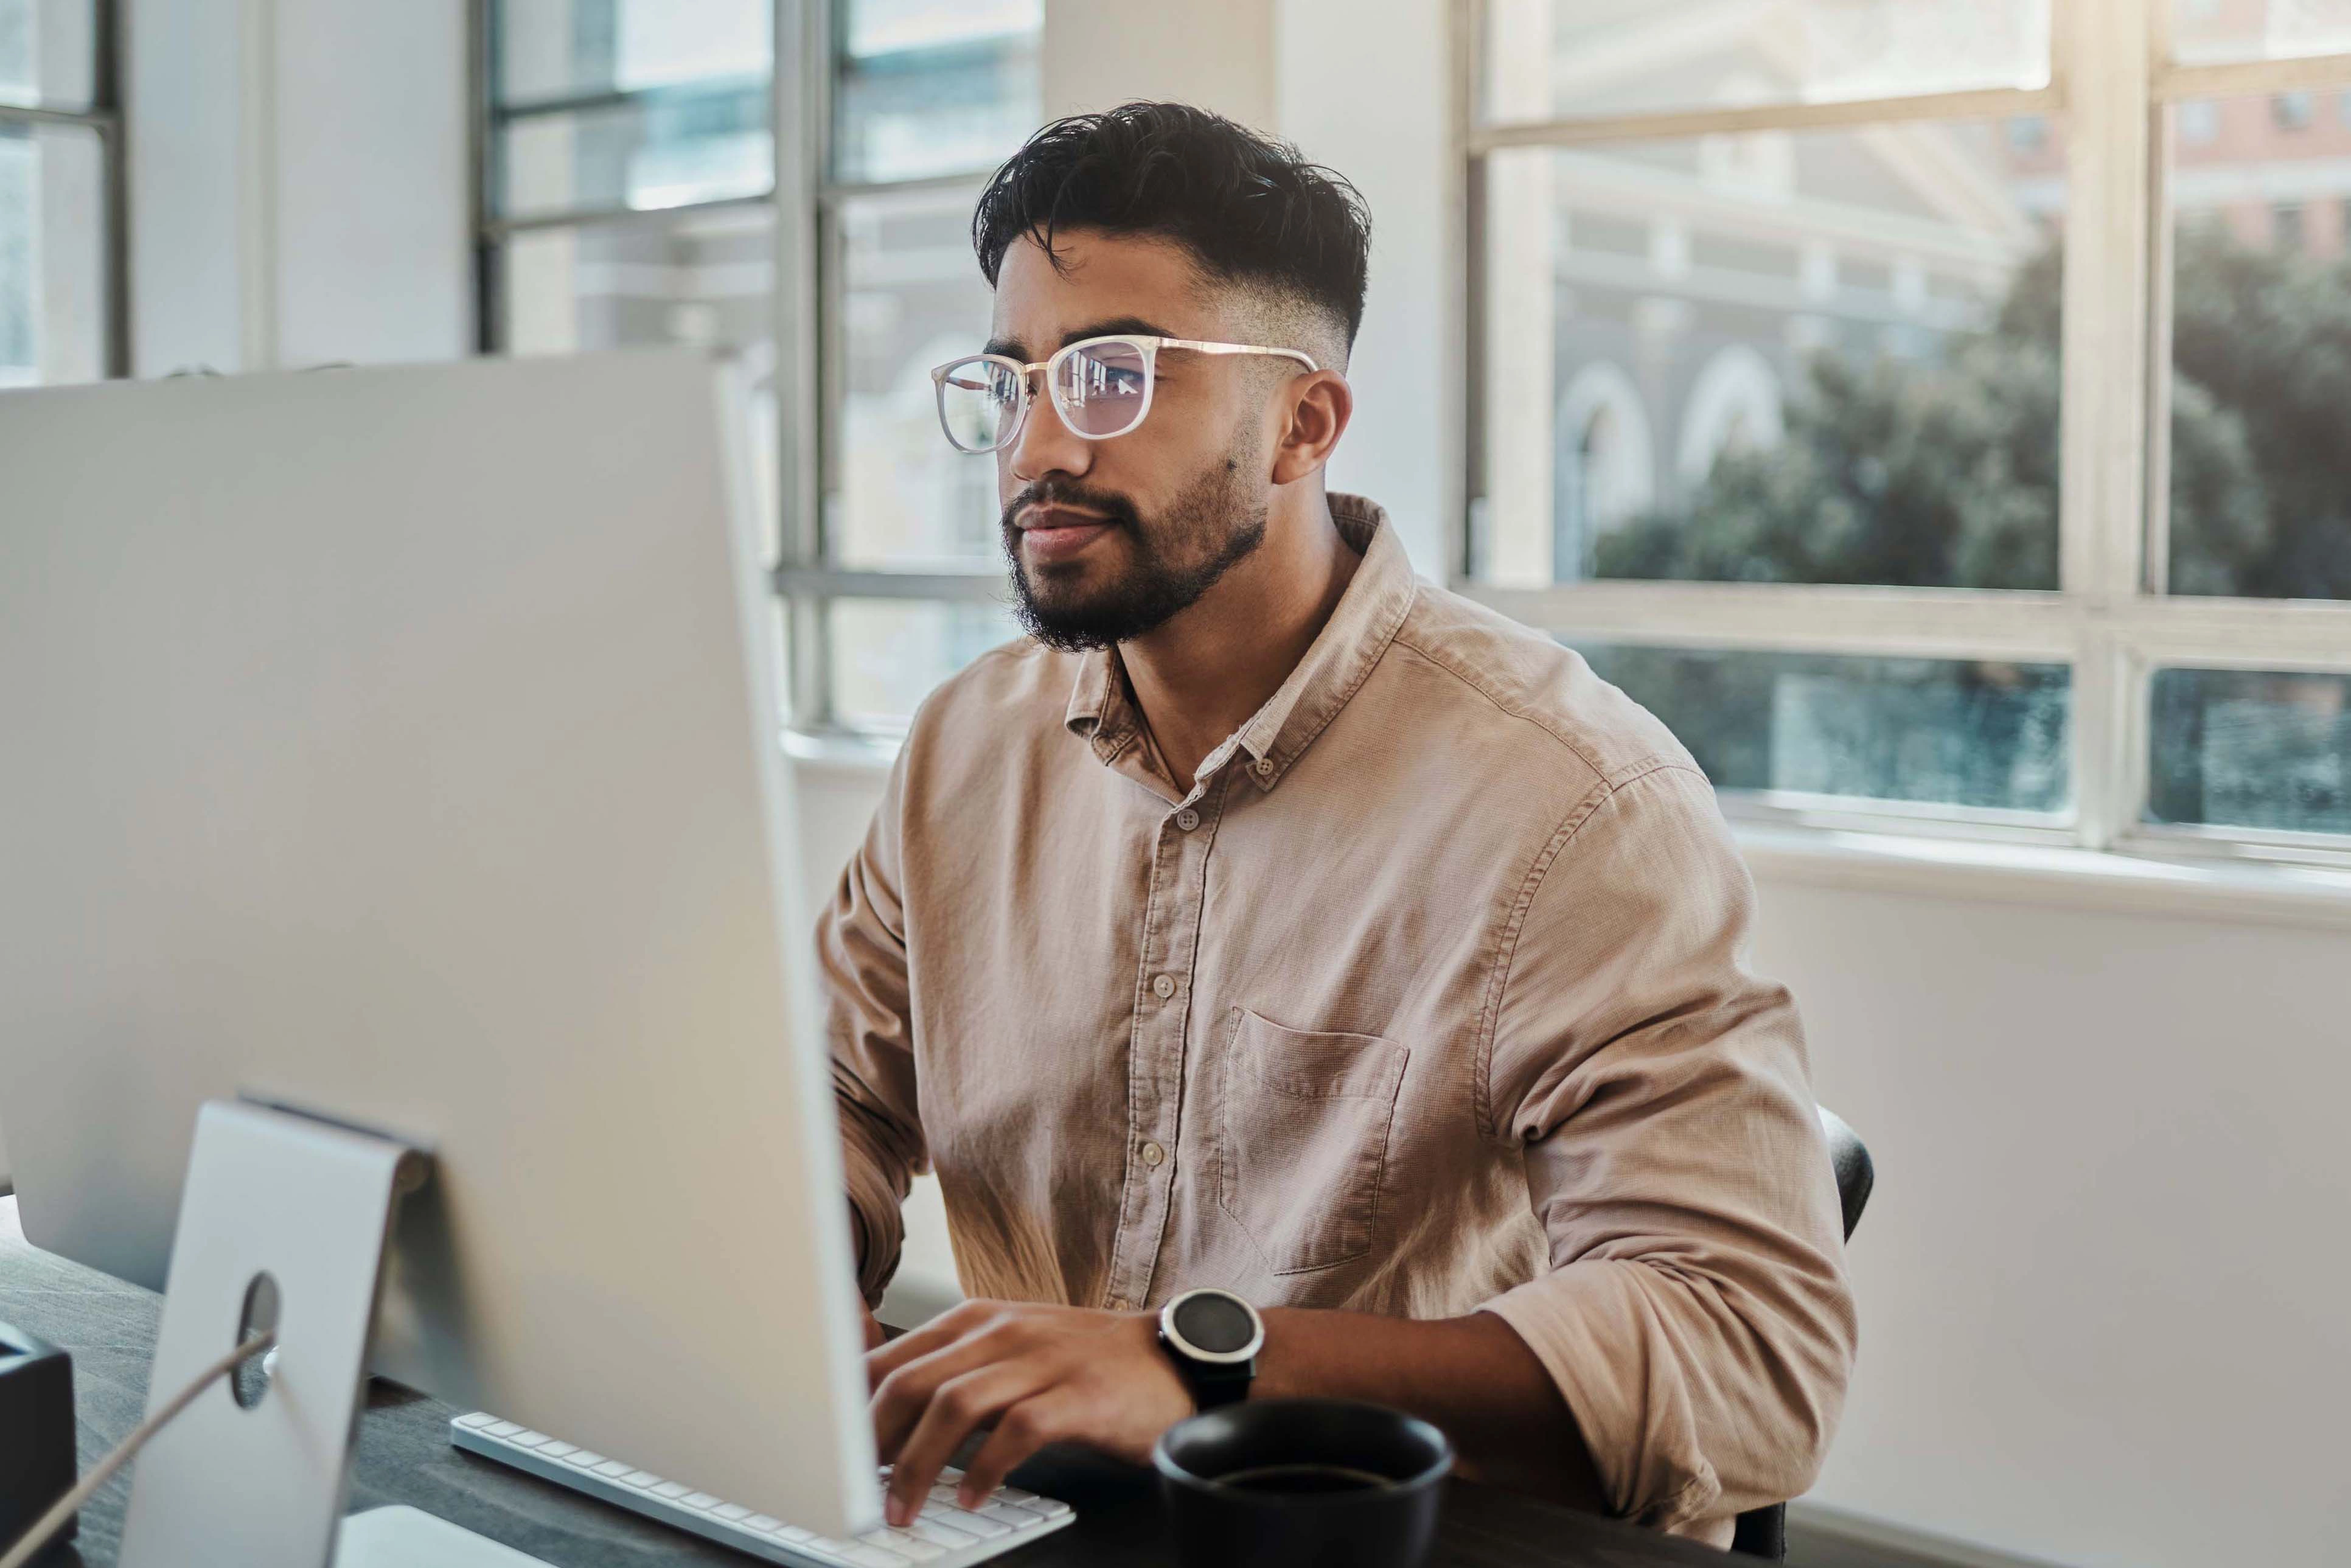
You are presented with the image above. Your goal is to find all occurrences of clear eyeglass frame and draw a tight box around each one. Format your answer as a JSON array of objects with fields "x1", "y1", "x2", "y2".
[{"x1": 929, "y1": 333, "x2": 1322, "y2": 454}]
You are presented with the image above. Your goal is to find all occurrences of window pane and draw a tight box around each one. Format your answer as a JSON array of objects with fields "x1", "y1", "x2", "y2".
[
  {"x1": 1481, "y1": 0, "x2": 2048, "y2": 126},
  {"x1": 832, "y1": 186, "x2": 1001, "y2": 570},
  {"x1": 2165, "y1": 96, "x2": 2351, "y2": 599},
  {"x1": 1576, "y1": 645, "x2": 2072, "y2": 813},
  {"x1": 830, "y1": 598, "x2": 1020, "y2": 728},
  {"x1": 834, "y1": 0, "x2": 1042, "y2": 183},
  {"x1": 498, "y1": 83, "x2": 771, "y2": 220},
  {"x1": 2149, "y1": 667, "x2": 2351, "y2": 835},
  {"x1": 0, "y1": 0, "x2": 94, "y2": 111},
  {"x1": 2172, "y1": 0, "x2": 2351, "y2": 66},
  {"x1": 1476, "y1": 121, "x2": 2064, "y2": 588},
  {"x1": 495, "y1": 0, "x2": 770, "y2": 105},
  {"x1": 500, "y1": 205, "x2": 778, "y2": 543},
  {"x1": 0, "y1": 119, "x2": 103, "y2": 386}
]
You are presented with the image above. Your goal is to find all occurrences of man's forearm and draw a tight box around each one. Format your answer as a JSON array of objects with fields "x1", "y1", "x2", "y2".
[{"x1": 1254, "y1": 1308, "x2": 1606, "y2": 1512}]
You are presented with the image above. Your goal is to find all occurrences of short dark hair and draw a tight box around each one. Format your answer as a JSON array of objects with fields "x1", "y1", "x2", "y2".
[{"x1": 972, "y1": 102, "x2": 1372, "y2": 352}]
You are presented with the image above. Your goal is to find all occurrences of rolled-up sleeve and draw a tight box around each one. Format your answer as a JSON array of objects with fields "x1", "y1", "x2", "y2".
[
  {"x1": 818, "y1": 748, "x2": 929, "y2": 1308},
  {"x1": 1476, "y1": 764, "x2": 1856, "y2": 1539}
]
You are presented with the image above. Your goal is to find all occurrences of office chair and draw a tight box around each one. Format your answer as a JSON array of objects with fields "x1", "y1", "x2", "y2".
[{"x1": 1729, "y1": 1104, "x2": 1873, "y2": 1561}]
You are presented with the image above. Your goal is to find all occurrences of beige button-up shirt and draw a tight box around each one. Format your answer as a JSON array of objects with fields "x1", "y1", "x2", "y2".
[{"x1": 823, "y1": 495, "x2": 1856, "y2": 1546}]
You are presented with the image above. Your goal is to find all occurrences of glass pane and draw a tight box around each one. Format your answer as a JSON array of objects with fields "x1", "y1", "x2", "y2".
[
  {"x1": 834, "y1": 0, "x2": 1043, "y2": 183},
  {"x1": 500, "y1": 205, "x2": 778, "y2": 546},
  {"x1": 1482, "y1": 0, "x2": 2049, "y2": 126},
  {"x1": 2172, "y1": 0, "x2": 2351, "y2": 66},
  {"x1": 0, "y1": 0, "x2": 95, "y2": 111},
  {"x1": 1575, "y1": 645, "x2": 2072, "y2": 812},
  {"x1": 2149, "y1": 667, "x2": 2351, "y2": 835},
  {"x1": 2165, "y1": 96, "x2": 2351, "y2": 599},
  {"x1": 1475, "y1": 122, "x2": 2064, "y2": 588},
  {"x1": 0, "y1": 120, "x2": 105, "y2": 386},
  {"x1": 832, "y1": 186, "x2": 1002, "y2": 570},
  {"x1": 495, "y1": 0, "x2": 770, "y2": 105},
  {"x1": 498, "y1": 83, "x2": 771, "y2": 220},
  {"x1": 830, "y1": 598, "x2": 1022, "y2": 728}
]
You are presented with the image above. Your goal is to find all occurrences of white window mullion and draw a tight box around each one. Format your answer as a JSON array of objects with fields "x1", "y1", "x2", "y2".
[{"x1": 2055, "y1": 0, "x2": 2156, "y2": 849}]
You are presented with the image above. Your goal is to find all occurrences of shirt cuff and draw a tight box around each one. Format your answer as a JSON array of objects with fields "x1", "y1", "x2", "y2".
[{"x1": 1480, "y1": 1261, "x2": 1723, "y2": 1533}]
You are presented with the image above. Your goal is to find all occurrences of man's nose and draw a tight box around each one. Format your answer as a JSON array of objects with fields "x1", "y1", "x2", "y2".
[{"x1": 1007, "y1": 372, "x2": 1093, "y2": 487}]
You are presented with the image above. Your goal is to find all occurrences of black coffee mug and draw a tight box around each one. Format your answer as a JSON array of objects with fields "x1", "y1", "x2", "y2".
[{"x1": 1153, "y1": 1398, "x2": 1453, "y2": 1568}]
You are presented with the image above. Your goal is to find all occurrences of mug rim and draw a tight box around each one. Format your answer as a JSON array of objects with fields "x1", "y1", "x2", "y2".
[{"x1": 1152, "y1": 1396, "x2": 1456, "y2": 1497}]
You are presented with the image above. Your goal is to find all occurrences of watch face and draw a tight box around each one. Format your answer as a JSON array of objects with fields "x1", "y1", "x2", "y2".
[{"x1": 1171, "y1": 1291, "x2": 1258, "y2": 1357}]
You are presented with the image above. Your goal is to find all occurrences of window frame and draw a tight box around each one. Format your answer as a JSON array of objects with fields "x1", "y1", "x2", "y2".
[
  {"x1": 0, "y1": 0, "x2": 127, "y2": 381},
  {"x1": 1456, "y1": 0, "x2": 2351, "y2": 869},
  {"x1": 471, "y1": 0, "x2": 1026, "y2": 735}
]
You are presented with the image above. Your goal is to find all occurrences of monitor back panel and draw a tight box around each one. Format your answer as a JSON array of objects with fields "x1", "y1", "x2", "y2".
[{"x1": 0, "y1": 350, "x2": 879, "y2": 1538}]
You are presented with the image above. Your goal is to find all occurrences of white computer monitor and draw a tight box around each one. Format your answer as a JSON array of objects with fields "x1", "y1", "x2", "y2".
[{"x1": 0, "y1": 350, "x2": 882, "y2": 1542}]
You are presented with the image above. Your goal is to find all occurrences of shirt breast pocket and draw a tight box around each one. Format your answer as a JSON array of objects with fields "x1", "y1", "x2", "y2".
[{"x1": 1216, "y1": 1008, "x2": 1409, "y2": 1275}]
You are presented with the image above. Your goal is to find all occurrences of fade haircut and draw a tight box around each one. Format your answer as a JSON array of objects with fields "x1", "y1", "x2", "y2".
[{"x1": 972, "y1": 102, "x2": 1372, "y2": 361}]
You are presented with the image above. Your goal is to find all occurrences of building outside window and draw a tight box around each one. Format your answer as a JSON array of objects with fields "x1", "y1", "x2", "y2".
[
  {"x1": 1471, "y1": 0, "x2": 2351, "y2": 859},
  {"x1": 0, "y1": 0, "x2": 120, "y2": 387}
]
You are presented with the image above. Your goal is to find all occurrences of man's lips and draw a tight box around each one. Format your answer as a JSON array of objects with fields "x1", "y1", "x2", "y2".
[{"x1": 1015, "y1": 504, "x2": 1115, "y2": 562}]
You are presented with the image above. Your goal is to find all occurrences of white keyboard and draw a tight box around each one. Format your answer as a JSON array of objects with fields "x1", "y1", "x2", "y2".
[{"x1": 448, "y1": 1412, "x2": 1076, "y2": 1568}]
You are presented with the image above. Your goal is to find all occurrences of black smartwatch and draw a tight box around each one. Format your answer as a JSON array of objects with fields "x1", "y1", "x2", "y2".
[{"x1": 1155, "y1": 1288, "x2": 1264, "y2": 1412}]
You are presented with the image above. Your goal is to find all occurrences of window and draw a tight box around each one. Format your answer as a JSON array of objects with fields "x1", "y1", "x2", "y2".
[
  {"x1": 1471, "y1": 1, "x2": 2351, "y2": 863},
  {"x1": 0, "y1": 0, "x2": 120, "y2": 386},
  {"x1": 480, "y1": 0, "x2": 1040, "y2": 730}
]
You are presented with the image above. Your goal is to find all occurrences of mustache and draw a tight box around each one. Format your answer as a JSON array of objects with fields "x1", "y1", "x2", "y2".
[{"x1": 1000, "y1": 478, "x2": 1143, "y2": 535}]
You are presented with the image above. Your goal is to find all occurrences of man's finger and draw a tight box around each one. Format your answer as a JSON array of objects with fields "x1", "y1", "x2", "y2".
[
  {"x1": 866, "y1": 1300, "x2": 997, "y2": 1388},
  {"x1": 953, "y1": 1392, "x2": 1075, "y2": 1508},
  {"x1": 869, "y1": 1325, "x2": 1025, "y2": 1459},
  {"x1": 883, "y1": 1364, "x2": 1048, "y2": 1528}
]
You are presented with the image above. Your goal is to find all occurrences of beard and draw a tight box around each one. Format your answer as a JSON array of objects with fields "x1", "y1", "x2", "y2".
[{"x1": 1000, "y1": 453, "x2": 1269, "y2": 653}]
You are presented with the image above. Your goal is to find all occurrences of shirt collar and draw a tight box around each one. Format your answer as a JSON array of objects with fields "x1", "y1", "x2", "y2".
[{"x1": 1062, "y1": 493, "x2": 1418, "y2": 794}]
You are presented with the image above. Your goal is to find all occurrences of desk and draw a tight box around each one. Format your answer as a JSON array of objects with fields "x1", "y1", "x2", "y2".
[{"x1": 0, "y1": 1198, "x2": 1726, "y2": 1568}]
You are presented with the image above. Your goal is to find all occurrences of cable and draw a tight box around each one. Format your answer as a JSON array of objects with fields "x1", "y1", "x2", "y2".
[{"x1": 0, "y1": 1329, "x2": 277, "y2": 1568}]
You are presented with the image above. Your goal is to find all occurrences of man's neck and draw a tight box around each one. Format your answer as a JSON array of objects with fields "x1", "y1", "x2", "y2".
[{"x1": 1119, "y1": 492, "x2": 1362, "y2": 795}]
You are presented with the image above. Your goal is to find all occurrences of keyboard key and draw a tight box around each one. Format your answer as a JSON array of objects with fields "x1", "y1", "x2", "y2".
[
  {"x1": 649, "y1": 1482, "x2": 691, "y2": 1500},
  {"x1": 977, "y1": 1502, "x2": 1048, "y2": 1530},
  {"x1": 778, "y1": 1525, "x2": 817, "y2": 1543},
  {"x1": 561, "y1": 1451, "x2": 605, "y2": 1469},
  {"x1": 680, "y1": 1491, "x2": 721, "y2": 1510},
  {"x1": 510, "y1": 1433, "x2": 560, "y2": 1451},
  {"x1": 1022, "y1": 1496, "x2": 1073, "y2": 1519},
  {"x1": 838, "y1": 1546, "x2": 910, "y2": 1568},
  {"x1": 618, "y1": 1471, "x2": 660, "y2": 1489},
  {"x1": 591, "y1": 1460, "x2": 633, "y2": 1479},
  {"x1": 712, "y1": 1503, "x2": 752, "y2": 1522},
  {"x1": 935, "y1": 1510, "x2": 1008, "y2": 1539},
  {"x1": 877, "y1": 1528, "x2": 945, "y2": 1562},
  {"x1": 905, "y1": 1517, "x2": 978, "y2": 1548},
  {"x1": 534, "y1": 1442, "x2": 578, "y2": 1460},
  {"x1": 745, "y1": 1514, "x2": 780, "y2": 1532},
  {"x1": 995, "y1": 1486, "x2": 1039, "y2": 1505},
  {"x1": 482, "y1": 1421, "x2": 526, "y2": 1439},
  {"x1": 453, "y1": 1412, "x2": 499, "y2": 1430}
]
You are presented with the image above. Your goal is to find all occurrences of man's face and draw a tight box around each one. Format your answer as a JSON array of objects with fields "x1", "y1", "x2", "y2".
[{"x1": 986, "y1": 230, "x2": 1292, "y2": 650}]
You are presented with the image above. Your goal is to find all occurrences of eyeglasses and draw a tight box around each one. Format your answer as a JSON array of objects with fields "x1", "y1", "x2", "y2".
[{"x1": 930, "y1": 334, "x2": 1320, "y2": 455}]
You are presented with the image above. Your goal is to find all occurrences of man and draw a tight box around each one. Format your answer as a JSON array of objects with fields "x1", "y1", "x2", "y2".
[{"x1": 823, "y1": 102, "x2": 1855, "y2": 1550}]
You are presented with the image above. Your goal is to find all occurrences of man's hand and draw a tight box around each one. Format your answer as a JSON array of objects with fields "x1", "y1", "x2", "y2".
[{"x1": 866, "y1": 1299, "x2": 1190, "y2": 1527}]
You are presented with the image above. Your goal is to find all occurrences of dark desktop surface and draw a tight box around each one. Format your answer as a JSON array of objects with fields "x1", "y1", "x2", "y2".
[{"x1": 0, "y1": 1197, "x2": 1727, "y2": 1567}]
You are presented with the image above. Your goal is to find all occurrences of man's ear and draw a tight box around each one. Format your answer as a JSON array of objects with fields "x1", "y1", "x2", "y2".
[{"x1": 1269, "y1": 369, "x2": 1353, "y2": 487}]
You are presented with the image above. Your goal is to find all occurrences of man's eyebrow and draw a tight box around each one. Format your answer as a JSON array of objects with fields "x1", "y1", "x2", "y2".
[{"x1": 983, "y1": 317, "x2": 1183, "y2": 361}]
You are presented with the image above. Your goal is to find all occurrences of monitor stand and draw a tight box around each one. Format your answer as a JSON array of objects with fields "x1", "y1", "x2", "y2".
[
  {"x1": 113, "y1": 1099, "x2": 543, "y2": 1568},
  {"x1": 335, "y1": 1505, "x2": 557, "y2": 1566}
]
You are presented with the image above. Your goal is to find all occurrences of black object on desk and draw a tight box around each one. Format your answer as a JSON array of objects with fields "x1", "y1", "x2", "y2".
[
  {"x1": 0, "y1": 1196, "x2": 1740, "y2": 1568},
  {"x1": 0, "y1": 1318, "x2": 77, "y2": 1552}
]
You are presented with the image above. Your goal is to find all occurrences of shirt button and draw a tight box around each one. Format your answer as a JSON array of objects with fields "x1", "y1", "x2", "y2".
[
  {"x1": 1253, "y1": 757, "x2": 1275, "y2": 777},
  {"x1": 1151, "y1": 974, "x2": 1177, "y2": 999},
  {"x1": 1175, "y1": 808, "x2": 1200, "y2": 831},
  {"x1": 1139, "y1": 1140, "x2": 1165, "y2": 1167},
  {"x1": 1109, "y1": 1297, "x2": 1132, "y2": 1312}
]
